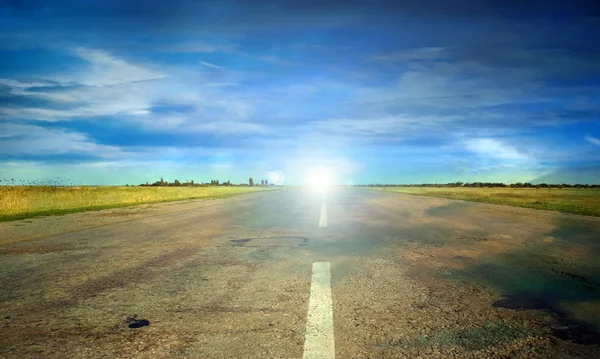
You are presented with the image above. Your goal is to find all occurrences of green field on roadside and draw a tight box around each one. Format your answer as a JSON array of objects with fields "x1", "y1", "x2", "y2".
[
  {"x1": 369, "y1": 186, "x2": 600, "y2": 217},
  {"x1": 0, "y1": 186, "x2": 271, "y2": 222}
]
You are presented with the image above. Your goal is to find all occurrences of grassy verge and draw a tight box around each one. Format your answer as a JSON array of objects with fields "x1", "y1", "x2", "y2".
[
  {"x1": 0, "y1": 186, "x2": 271, "y2": 222},
  {"x1": 367, "y1": 187, "x2": 600, "y2": 217}
]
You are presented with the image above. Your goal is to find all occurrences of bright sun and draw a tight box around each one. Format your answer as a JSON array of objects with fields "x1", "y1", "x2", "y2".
[{"x1": 306, "y1": 168, "x2": 334, "y2": 192}]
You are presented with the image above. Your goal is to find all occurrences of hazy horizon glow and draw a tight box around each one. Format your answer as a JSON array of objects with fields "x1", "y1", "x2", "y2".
[{"x1": 1, "y1": 1, "x2": 600, "y2": 185}]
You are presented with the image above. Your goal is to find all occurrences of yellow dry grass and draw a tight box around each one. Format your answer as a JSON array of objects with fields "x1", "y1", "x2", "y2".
[
  {"x1": 370, "y1": 187, "x2": 600, "y2": 217},
  {"x1": 0, "y1": 186, "x2": 269, "y2": 221}
]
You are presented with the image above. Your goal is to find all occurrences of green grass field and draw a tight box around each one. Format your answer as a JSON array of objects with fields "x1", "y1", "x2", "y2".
[
  {"x1": 0, "y1": 186, "x2": 270, "y2": 222},
  {"x1": 369, "y1": 187, "x2": 600, "y2": 217}
]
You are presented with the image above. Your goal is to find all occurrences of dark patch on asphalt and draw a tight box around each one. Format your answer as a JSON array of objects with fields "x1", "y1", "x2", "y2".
[
  {"x1": 126, "y1": 315, "x2": 150, "y2": 329},
  {"x1": 552, "y1": 270, "x2": 599, "y2": 292},
  {"x1": 128, "y1": 320, "x2": 150, "y2": 328},
  {"x1": 550, "y1": 226, "x2": 599, "y2": 246},
  {"x1": 493, "y1": 292, "x2": 600, "y2": 345},
  {"x1": 230, "y1": 237, "x2": 309, "y2": 247},
  {"x1": 451, "y1": 250, "x2": 600, "y2": 315},
  {"x1": 493, "y1": 292, "x2": 555, "y2": 311}
]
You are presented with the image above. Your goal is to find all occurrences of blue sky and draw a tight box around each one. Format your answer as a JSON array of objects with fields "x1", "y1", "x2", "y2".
[{"x1": 1, "y1": 0, "x2": 599, "y2": 185}]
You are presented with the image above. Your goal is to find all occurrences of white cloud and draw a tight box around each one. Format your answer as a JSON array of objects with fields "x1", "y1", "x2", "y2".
[
  {"x1": 0, "y1": 50, "x2": 171, "y2": 122},
  {"x1": 129, "y1": 114, "x2": 267, "y2": 134},
  {"x1": 0, "y1": 123, "x2": 123, "y2": 157},
  {"x1": 464, "y1": 138, "x2": 524, "y2": 160},
  {"x1": 0, "y1": 80, "x2": 161, "y2": 121},
  {"x1": 356, "y1": 53, "x2": 545, "y2": 113},
  {"x1": 585, "y1": 134, "x2": 600, "y2": 146},
  {"x1": 0, "y1": 78, "x2": 58, "y2": 91},
  {"x1": 73, "y1": 48, "x2": 167, "y2": 86},
  {"x1": 200, "y1": 61, "x2": 224, "y2": 69},
  {"x1": 311, "y1": 115, "x2": 439, "y2": 142},
  {"x1": 129, "y1": 109, "x2": 151, "y2": 116},
  {"x1": 0, "y1": 48, "x2": 260, "y2": 133}
]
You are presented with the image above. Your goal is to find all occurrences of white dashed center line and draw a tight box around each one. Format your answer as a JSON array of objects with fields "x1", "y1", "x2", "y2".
[
  {"x1": 303, "y1": 262, "x2": 335, "y2": 359},
  {"x1": 319, "y1": 201, "x2": 327, "y2": 227}
]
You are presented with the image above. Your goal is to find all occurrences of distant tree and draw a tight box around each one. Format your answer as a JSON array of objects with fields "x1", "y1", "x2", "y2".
[
  {"x1": 174, "y1": 179, "x2": 181, "y2": 186},
  {"x1": 191, "y1": 180, "x2": 194, "y2": 185},
  {"x1": 216, "y1": 179, "x2": 220, "y2": 186},
  {"x1": 249, "y1": 177, "x2": 254, "y2": 186}
]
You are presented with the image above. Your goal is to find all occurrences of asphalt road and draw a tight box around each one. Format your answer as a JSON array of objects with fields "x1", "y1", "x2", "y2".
[{"x1": 1, "y1": 187, "x2": 600, "y2": 358}]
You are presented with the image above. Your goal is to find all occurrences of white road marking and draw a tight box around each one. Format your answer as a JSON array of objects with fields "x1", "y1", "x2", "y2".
[
  {"x1": 319, "y1": 201, "x2": 327, "y2": 227},
  {"x1": 303, "y1": 262, "x2": 335, "y2": 359}
]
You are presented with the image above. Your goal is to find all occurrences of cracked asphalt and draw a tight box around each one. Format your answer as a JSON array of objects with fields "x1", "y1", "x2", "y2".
[{"x1": 1, "y1": 187, "x2": 600, "y2": 358}]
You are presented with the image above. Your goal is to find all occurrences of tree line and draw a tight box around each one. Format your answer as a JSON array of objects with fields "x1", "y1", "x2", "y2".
[
  {"x1": 351, "y1": 182, "x2": 600, "y2": 189},
  {"x1": 136, "y1": 177, "x2": 273, "y2": 187}
]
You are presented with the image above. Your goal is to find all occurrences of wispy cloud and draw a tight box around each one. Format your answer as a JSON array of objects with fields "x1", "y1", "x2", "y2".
[
  {"x1": 0, "y1": 51, "x2": 167, "y2": 121},
  {"x1": 0, "y1": 49, "x2": 252, "y2": 127},
  {"x1": 586, "y1": 135, "x2": 600, "y2": 146},
  {"x1": 0, "y1": 79, "x2": 162, "y2": 121},
  {"x1": 0, "y1": 123, "x2": 124, "y2": 158},
  {"x1": 0, "y1": 78, "x2": 60, "y2": 92},
  {"x1": 200, "y1": 61, "x2": 224, "y2": 69},
  {"x1": 72, "y1": 48, "x2": 166, "y2": 86},
  {"x1": 464, "y1": 138, "x2": 525, "y2": 160}
]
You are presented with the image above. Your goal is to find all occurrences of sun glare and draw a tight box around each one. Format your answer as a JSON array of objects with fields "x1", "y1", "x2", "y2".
[{"x1": 306, "y1": 168, "x2": 334, "y2": 192}]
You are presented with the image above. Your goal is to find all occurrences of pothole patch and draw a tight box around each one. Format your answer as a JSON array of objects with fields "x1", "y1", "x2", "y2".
[
  {"x1": 493, "y1": 293, "x2": 600, "y2": 345},
  {"x1": 126, "y1": 315, "x2": 150, "y2": 329}
]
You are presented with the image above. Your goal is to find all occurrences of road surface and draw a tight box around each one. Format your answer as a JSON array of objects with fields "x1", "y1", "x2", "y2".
[{"x1": 1, "y1": 187, "x2": 600, "y2": 358}]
